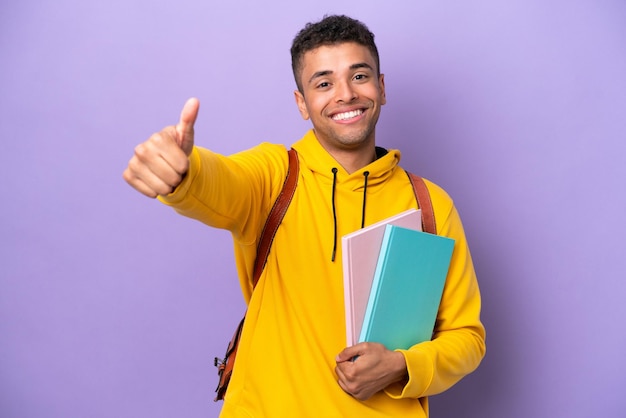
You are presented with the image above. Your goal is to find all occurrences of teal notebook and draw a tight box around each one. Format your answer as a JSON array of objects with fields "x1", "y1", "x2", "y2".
[{"x1": 358, "y1": 225, "x2": 455, "y2": 350}]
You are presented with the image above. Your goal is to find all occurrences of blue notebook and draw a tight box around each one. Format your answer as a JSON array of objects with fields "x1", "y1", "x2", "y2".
[{"x1": 358, "y1": 225, "x2": 455, "y2": 350}]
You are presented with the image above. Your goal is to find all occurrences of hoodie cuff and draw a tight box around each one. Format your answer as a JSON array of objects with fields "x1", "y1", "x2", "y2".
[{"x1": 384, "y1": 347, "x2": 434, "y2": 399}]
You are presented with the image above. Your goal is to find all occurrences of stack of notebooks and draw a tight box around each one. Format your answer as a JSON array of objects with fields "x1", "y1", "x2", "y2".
[{"x1": 342, "y1": 209, "x2": 455, "y2": 350}]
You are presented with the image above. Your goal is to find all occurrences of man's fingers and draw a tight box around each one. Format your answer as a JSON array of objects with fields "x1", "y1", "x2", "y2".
[
  {"x1": 123, "y1": 130, "x2": 189, "y2": 197},
  {"x1": 135, "y1": 129, "x2": 190, "y2": 175},
  {"x1": 175, "y1": 97, "x2": 200, "y2": 154},
  {"x1": 122, "y1": 168, "x2": 159, "y2": 198},
  {"x1": 124, "y1": 153, "x2": 182, "y2": 197}
]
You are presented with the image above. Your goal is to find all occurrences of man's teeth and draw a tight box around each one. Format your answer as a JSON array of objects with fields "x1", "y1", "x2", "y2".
[{"x1": 332, "y1": 110, "x2": 363, "y2": 121}]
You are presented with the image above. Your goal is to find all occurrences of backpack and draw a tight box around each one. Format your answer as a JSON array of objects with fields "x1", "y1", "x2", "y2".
[{"x1": 214, "y1": 148, "x2": 436, "y2": 401}]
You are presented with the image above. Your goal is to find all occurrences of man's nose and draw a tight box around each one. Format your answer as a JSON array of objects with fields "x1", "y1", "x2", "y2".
[{"x1": 335, "y1": 81, "x2": 357, "y2": 103}]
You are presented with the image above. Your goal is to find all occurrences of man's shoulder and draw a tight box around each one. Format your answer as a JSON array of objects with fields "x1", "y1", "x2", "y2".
[
  {"x1": 226, "y1": 142, "x2": 291, "y2": 169},
  {"x1": 399, "y1": 169, "x2": 455, "y2": 211},
  {"x1": 420, "y1": 176, "x2": 453, "y2": 204}
]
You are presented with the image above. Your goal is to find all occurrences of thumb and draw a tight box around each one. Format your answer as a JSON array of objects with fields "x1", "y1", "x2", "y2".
[
  {"x1": 336, "y1": 345, "x2": 363, "y2": 363},
  {"x1": 175, "y1": 97, "x2": 200, "y2": 155}
]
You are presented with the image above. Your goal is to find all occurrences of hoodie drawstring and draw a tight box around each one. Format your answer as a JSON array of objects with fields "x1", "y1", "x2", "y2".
[
  {"x1": 361, "y1": 171, "x2": 369, "y2": 229},
  {"x1": 331, "y1": 168, "x2": 339, "y2": 262},
  {"x1": 330, "y1": 169, "x2": 370, "y2": 262}
]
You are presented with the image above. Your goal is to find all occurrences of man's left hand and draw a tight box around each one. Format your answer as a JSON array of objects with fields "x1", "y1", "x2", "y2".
[{"x1": 335, "y1": 342, "x2": 408, "y2": 401}]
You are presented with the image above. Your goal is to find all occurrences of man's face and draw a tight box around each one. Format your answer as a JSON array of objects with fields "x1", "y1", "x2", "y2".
[{"x1": 294, "y1": 42, "x2": 386, "y2": 153}]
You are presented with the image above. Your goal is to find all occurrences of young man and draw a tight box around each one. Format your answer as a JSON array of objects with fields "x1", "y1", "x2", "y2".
[{"x1": 124, "y1": 15, "x2": 485, "y2": 418}]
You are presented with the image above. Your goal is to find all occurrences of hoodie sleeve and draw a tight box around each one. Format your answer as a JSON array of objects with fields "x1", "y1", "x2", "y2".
[
  {"x1": 384, "y1": 181, "x2": 486, "y2": 399},
  {"x1": 158, "y1": 144, "x2": 289, "y2": 242}
]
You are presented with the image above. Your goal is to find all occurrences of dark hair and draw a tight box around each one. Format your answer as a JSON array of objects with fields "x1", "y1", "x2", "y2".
[{"x1": 290, "y1": 15, "x2": 380, "y2": 92}]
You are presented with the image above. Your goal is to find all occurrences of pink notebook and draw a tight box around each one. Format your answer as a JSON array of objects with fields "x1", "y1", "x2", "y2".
[{"x1": 341, "y1": 209, "x2": 422, "y2": 346}]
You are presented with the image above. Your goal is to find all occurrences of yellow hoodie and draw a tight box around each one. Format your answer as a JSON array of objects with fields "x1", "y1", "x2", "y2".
[{"x1": 160, "y1": 130, "x2": 485, "y2": 418}]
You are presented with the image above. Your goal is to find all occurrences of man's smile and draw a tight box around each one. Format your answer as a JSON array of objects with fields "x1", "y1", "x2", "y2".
[{"x1": 331, "y1": 108, "x2": 365, "y2": 122}]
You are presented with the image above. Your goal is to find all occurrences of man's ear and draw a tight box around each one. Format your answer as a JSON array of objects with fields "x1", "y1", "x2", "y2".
[
  {"x1": 379, "y1": 74, "x2": 387, "y2": 106},
  {"x1": 294, "y1": 90, "x2": 310, "y2": 120}
]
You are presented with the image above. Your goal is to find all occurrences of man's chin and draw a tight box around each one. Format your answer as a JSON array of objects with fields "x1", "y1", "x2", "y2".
[{"x1": 332, "y1": 128, "x2": 375, "y2": 147}]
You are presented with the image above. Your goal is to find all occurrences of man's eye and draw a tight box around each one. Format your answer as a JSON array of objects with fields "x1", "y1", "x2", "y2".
[
  {"x1": 354, "y1": 74, "x2": 367, "y2": 81},
  {"x1": 317, "y1": 82, "x2": 330, "y2": 88}
]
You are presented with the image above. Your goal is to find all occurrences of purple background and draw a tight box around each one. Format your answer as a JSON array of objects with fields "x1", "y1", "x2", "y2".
[{"x1": 2, "y1": 1, "x2": 625, "y2": 417}]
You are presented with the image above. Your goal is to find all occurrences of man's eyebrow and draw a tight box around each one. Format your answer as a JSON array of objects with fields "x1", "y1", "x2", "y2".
[
  {"x1": 350, "y1": 62, "x2": 374, "y2": 71},
  {"x1": 307, "y1": 63, "x2": 375, "y2": 85},
  {"x1": 308, "y1": 70, "x2": 332, "y2": 85}
]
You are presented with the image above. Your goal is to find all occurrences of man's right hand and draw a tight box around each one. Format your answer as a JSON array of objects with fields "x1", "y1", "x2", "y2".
[{"x1": 123, "y1": 98, "x2": 200, "y2": 198}]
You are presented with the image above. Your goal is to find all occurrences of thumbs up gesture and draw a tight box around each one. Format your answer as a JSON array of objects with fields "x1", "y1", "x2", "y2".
[{"x1": 123, "y1": 98, "x2": 200, "y2": 198}]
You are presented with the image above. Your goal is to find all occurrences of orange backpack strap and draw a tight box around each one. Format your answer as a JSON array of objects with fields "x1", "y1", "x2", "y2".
[
  {"x1": 406, "y1": 171, "x2": 437, "y2": 235},
  {"x1": 215, "y1": 148, "x2": 299, "y2": 401}
]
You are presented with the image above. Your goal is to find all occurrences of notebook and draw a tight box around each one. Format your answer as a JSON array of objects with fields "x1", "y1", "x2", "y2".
[{"x1": 358, "y1": 224, "x2": 455, "y2": 350}]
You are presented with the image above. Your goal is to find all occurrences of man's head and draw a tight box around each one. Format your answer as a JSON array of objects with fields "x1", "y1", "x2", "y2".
[
  {"x1": 291, "y1": 15, "x2": 380, "y2": 93},
  {"x1": 290, "y1": 16, "x2": 386, "y2": 163}
]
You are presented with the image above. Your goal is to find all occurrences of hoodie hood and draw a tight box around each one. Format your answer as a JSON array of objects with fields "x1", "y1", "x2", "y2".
[{"x1": 291, "y1": 130, "x2": 402, "y2": 191}]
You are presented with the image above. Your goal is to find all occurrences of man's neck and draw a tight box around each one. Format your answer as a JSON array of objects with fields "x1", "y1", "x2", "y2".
[{"x1": 327, "y1": 146, "x2": 378, "y2": 174}]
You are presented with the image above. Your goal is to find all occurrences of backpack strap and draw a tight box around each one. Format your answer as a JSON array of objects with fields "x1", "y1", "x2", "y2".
[
  {"x1": 252, "y1": 148, "x2": 300, "y2": 287},
  {"x1": 406, "y1": 171, "x2": 437, "y2": 235}
]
